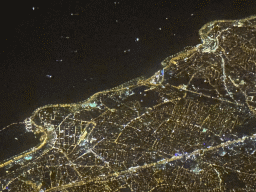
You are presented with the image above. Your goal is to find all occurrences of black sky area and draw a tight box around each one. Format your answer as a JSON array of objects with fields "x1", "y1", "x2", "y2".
[{"x1": 0, "y1": 0, "x2": 256, "y2": 130}]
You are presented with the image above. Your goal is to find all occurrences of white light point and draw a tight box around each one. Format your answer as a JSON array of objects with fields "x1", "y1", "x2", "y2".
[{"x1": 46, "y1": 75, "x2": 53, "y2": 79}]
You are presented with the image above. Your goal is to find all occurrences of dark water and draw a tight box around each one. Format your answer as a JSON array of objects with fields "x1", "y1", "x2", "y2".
[
  {"x1": 0, "y1": 0, "x2": 256, "y2": 159},
  {"x1": 0, "y1": 123, "x2": 42, "y2": 162}
]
